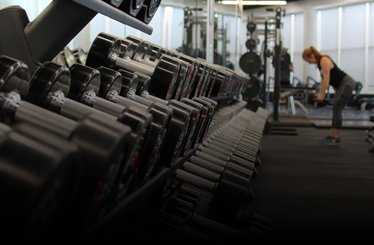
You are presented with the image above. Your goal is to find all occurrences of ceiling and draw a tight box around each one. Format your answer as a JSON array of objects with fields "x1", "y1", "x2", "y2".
[{"x1": 231, "y1": 0, "x2": 305, "y2": 10}]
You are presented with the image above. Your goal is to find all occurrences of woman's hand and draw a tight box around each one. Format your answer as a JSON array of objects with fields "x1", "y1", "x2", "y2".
[{"x1": 314, "y1": 93, "x2": 325, "y2": 102}]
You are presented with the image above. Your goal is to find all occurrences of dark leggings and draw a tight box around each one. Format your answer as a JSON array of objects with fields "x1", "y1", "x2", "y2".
[{"x1": 332, "y1": 75, "x2": 356, "y2": 129}]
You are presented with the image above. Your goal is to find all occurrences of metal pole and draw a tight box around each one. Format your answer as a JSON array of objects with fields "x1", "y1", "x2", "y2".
[
  {"x1": 262, "y1": 20, "x2": 268, "y2": 108},
  {"x1": 273, "y1": 7, "x2": 282, "y2": 121},
  {"x1": 206, "y1": 0, "x2": 214, "y2": 63}
]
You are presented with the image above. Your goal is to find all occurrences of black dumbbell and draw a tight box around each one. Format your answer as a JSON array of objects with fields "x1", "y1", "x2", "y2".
[
  {"x1": 110, "y1": 69, "x2": 211, "y2": 167},
  {"x1": 99, "y1": 68, "x2": 191, "y2": 170},
  {"x1": 0, "y1": 122, "x2": 80, "y2": 241},
  {"x1": 0, "y1": 55, "x2": 30, "y2": 99},
  {"x1": 25, "y1": 62, "x2": 151, "y2": 196},
  {"x1": 165, "y1": 189, "x2": 271, "y2": 243},
  {"x1": 122, "y1": 36, "x2": 195, "y2": 100},
  {"x1": 68, "y1": 63, "x2": 168, "y2": 193},
  {"x1": 118, "y1": 37, "x2": 192, "y2": 101},
  {"x1": 104, "y1": 0, "x2": 144, "y2": 17},
  {"x1": 173, "y1": 168, "x2": 252, "y2": 218},
  {"x1": 85, "y1": 32, "x2": 180, "y2": 101},
  {"x1": 121, "y1": 36, "x2": 201, "y2": 100},
  {"x1": 0, "y1": 90, "x2": 132, "y2": 234},
  {"x1": 135, "y1": 0, "x2": 161, "y2": 24},
  {"x1": 191, "y1": 97, "x2": 217, "y2": 144},
  {"x1": 95, "y1": 66, "x2": 174, "y2": 188}
]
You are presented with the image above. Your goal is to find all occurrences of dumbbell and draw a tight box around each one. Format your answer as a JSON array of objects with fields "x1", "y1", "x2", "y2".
[
  {"x1": 0, "y1": 90, "x2": 132, "y2": 233},
  {"x1": 107, "y1": 68, "x2": 210, "y2": 166},
  {"x1": 94, "y1": 66, "x2": 176, "y2": 186},
  {"x1": 0, "y1": 55, "x2": 30, "y2": 99},
  {"x1": 25, "y1": 62, "x2": 152, "y2": 196},
  {"x1": 163, "y1": 188, "x2": 272, "y2": 243},
  {"x1": 0, "y1": 57, "x2": 139, "y2": 211},
  {"x1": 180, "y1": 160, "x2": 253, "y2": 189},
  {"x1": 188, "y1": 59, "x2": 212, "y2": 99},
  {"x1": 0, "y1": 122, "x2": 80, "y2": 241},
  {"x1": 104, "y1": 0, "x2": 144, "y2": 17},
  {"x1": 191, "y1": 97, "x2": 217, "y2": 144},
  {"x1": 202, "y1": 112, "x2": 263, "y2": 160},
  {"x1": 71, "y1": 47, "x2": 87, "y2": 65},
  {"x1": 100, "y1": 68, "x2": 190, "y2": 169},
  {"x1": 197, "y1": 113, "x2": 259, "y2": 166},
  {"x1": 122, "y1": 36, "x2": 201, "y2": 100},
  {"x1": 122, "y1": 36, "x2": 195, "y2": 100},
  {"x1": 85, "y1": 32, "x2": 180, "y2": 101},
  {"x1": 135, "y1": 0, "x2": 161, "y2": 24},
  {"x1": 69, "y1": 63, "x2": 161, "y2": 189},
  {"x1": 207, "y1": 119, "x2": 264, "y2": 160},
  {"x1": 173, "y1": 167, "x2": 252, "y2": 220}
]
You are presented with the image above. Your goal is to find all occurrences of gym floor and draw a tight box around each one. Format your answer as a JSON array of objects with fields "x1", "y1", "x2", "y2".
[{"x1": 238, "y1": 101, "x2": 374, "y2": 243}]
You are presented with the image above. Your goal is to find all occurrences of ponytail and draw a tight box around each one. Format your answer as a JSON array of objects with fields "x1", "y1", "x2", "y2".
[{"x1": 302, "y1": 46, "x2": 329, "y2": 62}]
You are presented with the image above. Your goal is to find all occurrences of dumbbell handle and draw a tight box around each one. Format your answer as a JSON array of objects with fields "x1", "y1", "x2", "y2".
[
  {"x1": 175, "y1": 169, "x2": 217, "y2": 192},
  {"x1": 115, "y1": 55, "x2": 154, "y2": 77}
]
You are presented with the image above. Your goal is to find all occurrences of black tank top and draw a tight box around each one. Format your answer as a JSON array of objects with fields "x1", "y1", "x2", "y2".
[{"x1": 318, "y1": 57, "x2": 347, "y2": 89}]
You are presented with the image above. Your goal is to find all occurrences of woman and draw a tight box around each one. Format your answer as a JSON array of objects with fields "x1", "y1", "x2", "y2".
[{"x1": 302, "y1": 46, "x2": 356, "y2": 145}]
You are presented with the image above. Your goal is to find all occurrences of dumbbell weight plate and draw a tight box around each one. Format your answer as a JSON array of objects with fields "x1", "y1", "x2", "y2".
[
  {"x1": 69, "y1": 64, "x2": 160, "y2": 192},
  {"x1": 86, "y1": 32, "x2": 180, "y2": 101},
  {"x1": 194, "y1": 61, "x2": 212, "y2": 98},
  {"x1": 0, "y1": 90, "x2": 133, "y2": 232},
  {"x1": 117, "y1": 0, "x2": 145, "y2": 16},
  {"x1": 245, "y1": 38, "x2": 258, "y2": 50},
  {"x1": 95, "y1": 67, "x2": 176, "y2": 186},
  {"x1": 72, "y1": 47, "x2": 88, "y2": 65},
  {"x1": 135, "y1": 0, "x2": 161, "y2": 24},
  {"x1": 27, "y1": 62, "x2": 147, "y2": 204},
  {"x1": 0, "y1": 122, "x2": 80, "y2": 241},
  {"x1": 168, "y1": 99, "x2": 199, "y2": 156},
  {"x1": 62, "y1": 46, "x2": 76, "y2": 68},
  {"x1": 159, "y1": 106, "x2": 191, "y2": 167},
  {"x1": 0, "y1": 55, "x2": 30, "y2": 99},
  {"x1": 180, "y1": 98, "x2": 207, "y2": 150},
  {"x1": 192, "y1": 97, "x2": 217, "y2": 144},
  {"x1": 239, "y1": 51, "x2": 262, "y2": 75}
]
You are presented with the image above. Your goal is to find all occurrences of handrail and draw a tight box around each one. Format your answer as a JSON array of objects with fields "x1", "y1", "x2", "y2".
[{"x1": 71, "y1": 0, "x2": 153, "y2": 35}]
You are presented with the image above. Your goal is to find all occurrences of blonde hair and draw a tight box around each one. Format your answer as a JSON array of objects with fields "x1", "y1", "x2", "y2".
[{"x1": 302, "y1": 46, "x2": 328, "y2": 62}]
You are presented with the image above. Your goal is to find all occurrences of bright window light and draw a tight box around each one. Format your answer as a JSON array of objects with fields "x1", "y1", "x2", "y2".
[{"x1": 221, "y1": 1, "x2": 287, "y2": 5}]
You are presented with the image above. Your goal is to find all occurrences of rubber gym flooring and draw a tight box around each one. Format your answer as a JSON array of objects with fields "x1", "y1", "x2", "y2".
[{"x1": 238, "y1": 104, "x2": 374, "y2": 243}]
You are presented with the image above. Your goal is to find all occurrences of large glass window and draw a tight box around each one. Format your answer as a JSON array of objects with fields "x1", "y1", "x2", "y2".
[
  {"x1": 320, "y1": 8, "x2": 339, "y2": 62},
  {"x1": 341, "y1": 4, "x2": 366, "y2": 85},
  {"x1": 293, "y1": 13, "x2": 304, "y2": 85}
]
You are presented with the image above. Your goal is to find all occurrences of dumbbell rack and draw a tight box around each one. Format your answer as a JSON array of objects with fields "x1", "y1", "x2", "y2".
[{"x1": 0, "y1": 0, "x2": 271, "y2": 242}]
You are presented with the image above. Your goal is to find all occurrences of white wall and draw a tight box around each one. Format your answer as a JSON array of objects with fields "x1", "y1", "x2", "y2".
[{"x1": 244, "y1": 0, "x2": 374, "y2": 94}]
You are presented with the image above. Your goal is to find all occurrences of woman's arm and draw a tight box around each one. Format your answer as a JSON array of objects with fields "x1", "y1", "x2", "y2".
[{"x1": 315, "y1": 56, "x2": 332, "y2": 101}]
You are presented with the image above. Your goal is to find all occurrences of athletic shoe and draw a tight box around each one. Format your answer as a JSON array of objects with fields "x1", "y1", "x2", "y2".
[{"x1": 318, "y1": 136, "x2": 341, "y2": 145}]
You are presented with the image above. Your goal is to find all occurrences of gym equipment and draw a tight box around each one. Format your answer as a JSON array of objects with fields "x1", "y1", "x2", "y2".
[
  {"x1": 365, "y1": 127, "x2": 374, "y2": 152},
  {"x1": 0, "y1": 122, "x2": 81, "y2": 241},
  {"x1": 239, "y1": 51, "x2": 262, "y2": 75},
  {"x1": 0, "y1": 90, "x2": 132, "y2": 234},
  {"x1": 25, "y1": 62, "x2": 152, "y2": 196},
  {"x1": 173, "y1": 168, "x2": 252, "y2": 218},
  {"x1": 246, "y1": 21, "x2": 257, "y2": 33},
  {"x1": 95, "y1": 66, "x2": 174, "y2": 188},
  {"x1": 135, "y1": 0, "x2": 162, "y2": 24},
  {"x1": 68, "y1": 64, "x2": 160, "y2": 191},
  {"x1": 72, "y1": 47, "x2": 88, "y2": 65},
  {"x1": 95, "y1": 67, "x2": 192, "y2": 172},
  {"x1": 122, "y1": 36, "x2": 194, "y2": 100},
  {"x1": 168, "y1": 99, "x2": 200, "y2": 156},
  {"x1": 245, "y1": 38, "x2": 258, "y2": 50},
  {"x1": 104, "y1": 0, "x2": 145, "y2": 16},
  {"x1": 148, "y1": 184, "x2": 271, "y2": 243},
  {"x1": 0, "y1": 55, "x2": 30, "y2": 99},
  {"x1": 85, "y1": 32, "x2": 180, "y2": 101}
]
